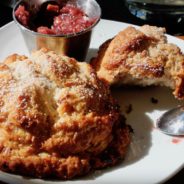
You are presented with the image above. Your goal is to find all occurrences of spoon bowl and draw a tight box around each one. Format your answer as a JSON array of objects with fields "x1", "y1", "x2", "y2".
[{"x1": 157, "y1": 106, "x2": 184, "y2": 136}]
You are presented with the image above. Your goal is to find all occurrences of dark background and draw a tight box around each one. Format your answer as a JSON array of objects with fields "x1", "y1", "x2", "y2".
[
  {"x1": 97, "y1": 0, "x2": 184, "y2": 35},
  {"x1": 0, "y1": 0, "x2": 184, "y2": 184}
]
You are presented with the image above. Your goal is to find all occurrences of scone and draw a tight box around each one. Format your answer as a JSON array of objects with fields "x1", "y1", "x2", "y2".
[
  {"x1": 0, "y1": 49, "x2": 131, "y2": 179},
  {"x1": 91, "y1": 25, "x2": 184, "y2": 99}
]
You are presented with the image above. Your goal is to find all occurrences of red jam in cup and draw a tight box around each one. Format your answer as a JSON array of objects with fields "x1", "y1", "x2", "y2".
[
  {"x1": 14, "y1": 5, "x2": 30, "y2": 27},
  {"x1": 15, "y1": 3, "x2": 97, "y2": 35}
]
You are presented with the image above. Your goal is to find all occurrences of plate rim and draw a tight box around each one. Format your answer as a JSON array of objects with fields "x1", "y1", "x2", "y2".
[{"x1": 0, "y1": 19, "x2": 184, "y2": 184}]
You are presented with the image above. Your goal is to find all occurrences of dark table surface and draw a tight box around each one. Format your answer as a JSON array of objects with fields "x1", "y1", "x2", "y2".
[{"x1": 0, "y1": 0, "x2": 184, "y2": 184}]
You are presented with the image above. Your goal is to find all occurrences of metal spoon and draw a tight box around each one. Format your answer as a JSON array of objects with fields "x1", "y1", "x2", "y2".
[{"x1": 157, "y1": 106, "x2": 184, "y2": 136}]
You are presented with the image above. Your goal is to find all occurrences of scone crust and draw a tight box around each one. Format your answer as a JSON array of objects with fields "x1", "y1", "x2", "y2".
[
  {"x1": 0, "y1": 49, "x2": 131, "y2": 179},
  {"x1": 91, "y1": 25, "x2": 184, "y2": 99}
]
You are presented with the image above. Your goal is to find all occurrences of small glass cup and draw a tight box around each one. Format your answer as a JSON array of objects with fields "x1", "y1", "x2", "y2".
[
  {"x1": 126, "y1": 0, "x2": 184, "y2": 22},
  {"x1": 125, "y1": 0, "x2": 184, "y2": 35},
  {"x1": 13, "y1": 0, "x2": 101, "y2": 61}
]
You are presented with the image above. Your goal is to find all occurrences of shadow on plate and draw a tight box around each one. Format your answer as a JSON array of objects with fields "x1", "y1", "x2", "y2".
[{"x1": 85, "y1": 48, "x2": 98, "y2": 63}]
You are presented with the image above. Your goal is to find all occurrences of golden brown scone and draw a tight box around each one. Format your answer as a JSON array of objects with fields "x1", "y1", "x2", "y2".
[
  {"x1": 91, "y1": 25, "x2": 184, "y2": 99},
  {"x1": 0, "y1": 49, "x2": 131, "y2": 179}
]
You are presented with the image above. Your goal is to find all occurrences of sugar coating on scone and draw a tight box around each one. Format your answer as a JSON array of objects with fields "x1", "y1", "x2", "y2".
[
  {"x1": 91, "y1": 25, "x2": 184, "y2": 99},
  {"x1": 0, "y1": 49, "x2": 131, "y2": 179}
]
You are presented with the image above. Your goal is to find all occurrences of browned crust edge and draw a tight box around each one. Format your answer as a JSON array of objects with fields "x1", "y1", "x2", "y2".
[
  {"x1": 0, "y1": 119, "x2": 131, "y2": 179},
  {"x1": 90, "y1": 39, "x2": 112, "y2": 72}
]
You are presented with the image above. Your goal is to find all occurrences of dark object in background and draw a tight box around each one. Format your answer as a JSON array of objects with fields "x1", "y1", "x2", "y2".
[
  {"x1": 97, "y1": 0, "x2": 184, "y2": 35},
  {"x1": 125, "y1": 0, "x2": 184, "y2": 35},
  {"x1": 0, "y1": 0, "x2": 16, "y2": 7},
  {"x1": 0, "y1": 5, "x2": 12, "y2": 27}
]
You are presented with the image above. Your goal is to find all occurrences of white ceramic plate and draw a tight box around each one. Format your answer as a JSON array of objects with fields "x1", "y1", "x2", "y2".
[{"x1": 0, "y1": 19, "x2": 184, "y2": 184}]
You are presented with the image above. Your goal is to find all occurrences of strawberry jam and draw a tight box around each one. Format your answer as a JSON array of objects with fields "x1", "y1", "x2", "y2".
[{"x1": 15, "y1": 3, "x2": 97, "y2": 35}]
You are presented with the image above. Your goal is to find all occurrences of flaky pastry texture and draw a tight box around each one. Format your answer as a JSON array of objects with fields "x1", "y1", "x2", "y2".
[
  {"x1": 91, "y1": 25, "x2": 184, "y2": 99},
  {"x1": 0, "y1": 49, "x2": 131, "y2": 179}
]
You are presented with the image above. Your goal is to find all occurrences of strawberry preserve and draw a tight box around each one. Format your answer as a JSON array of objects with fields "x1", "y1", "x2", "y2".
[{"x1": 15, "y1": 3, "x2": 97, "y2": 35}]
